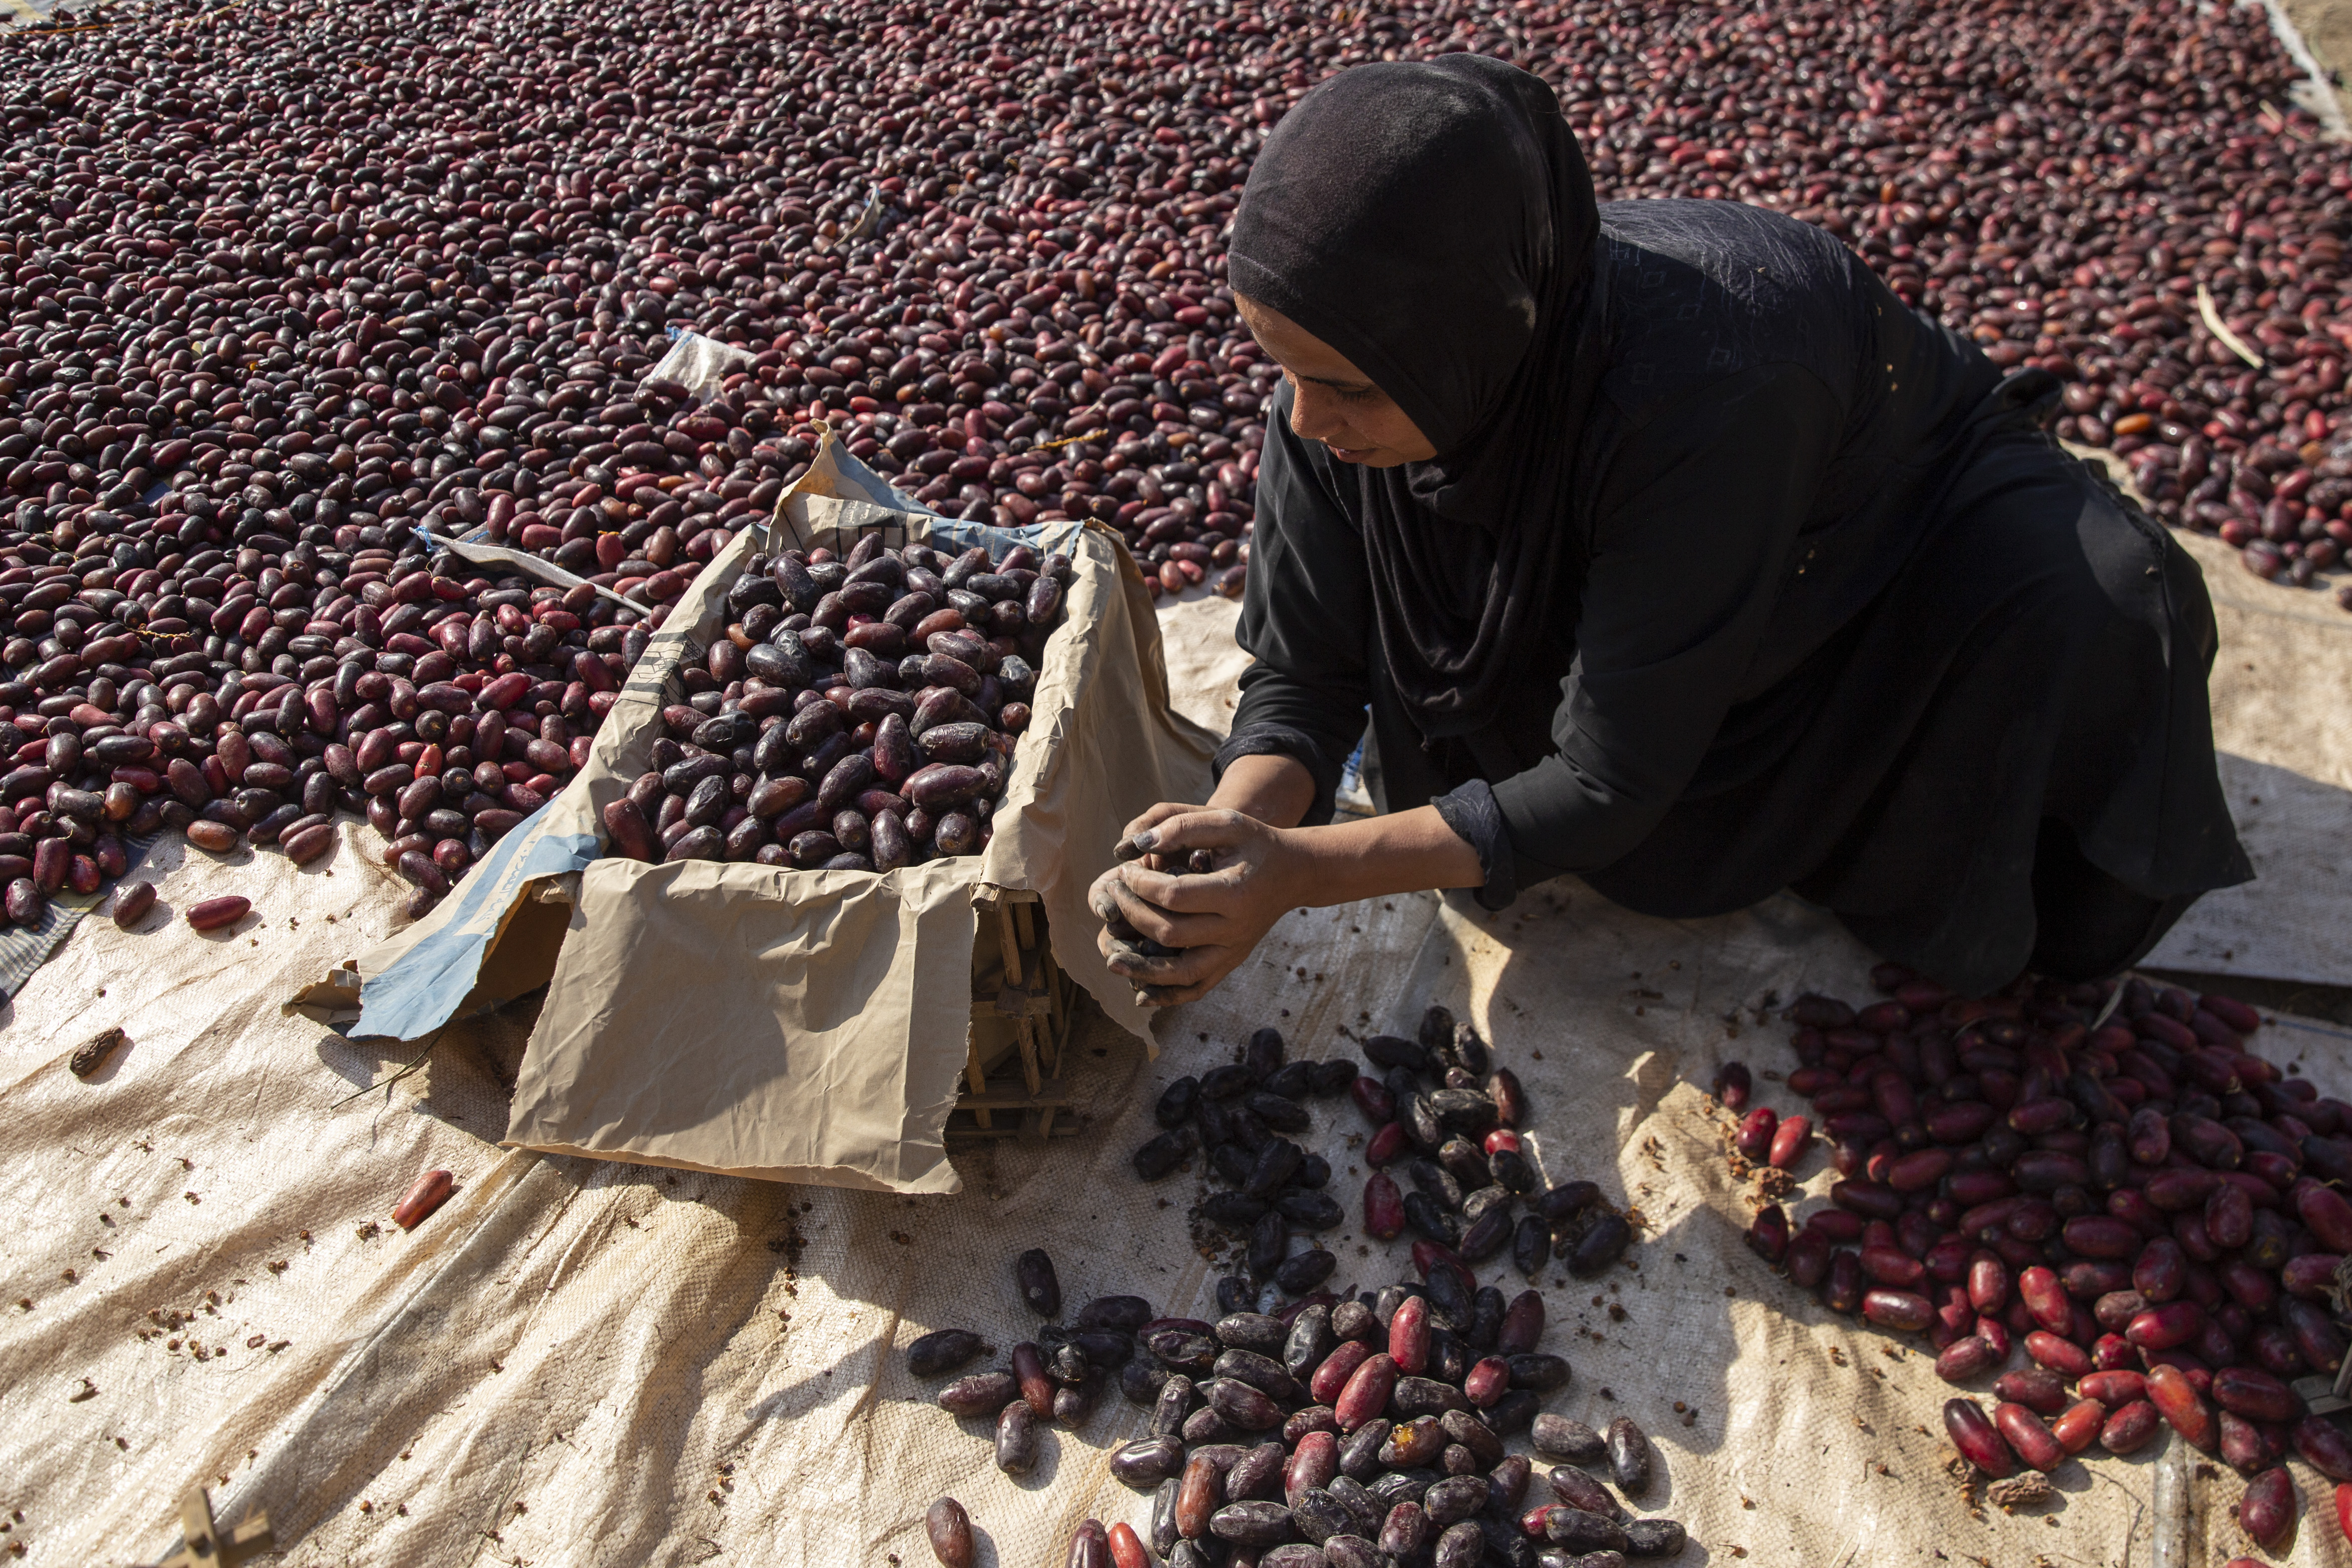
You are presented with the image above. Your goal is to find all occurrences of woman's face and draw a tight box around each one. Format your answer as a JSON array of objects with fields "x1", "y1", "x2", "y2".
[{"x1": 1236, "y1": 295, "x2": 1438, "y2": 467}]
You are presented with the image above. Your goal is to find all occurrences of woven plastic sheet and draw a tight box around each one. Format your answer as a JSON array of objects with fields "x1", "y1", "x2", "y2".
[
  {"x1": 7, "y1": 521, "x2": 2352, "y2": 1566},
  {"x1": 11, "y1": 774, "x2": 2352, "y2": 1565},
  {"x1": 0, "y1": 826, "x2": 160, "y2": 1004}
]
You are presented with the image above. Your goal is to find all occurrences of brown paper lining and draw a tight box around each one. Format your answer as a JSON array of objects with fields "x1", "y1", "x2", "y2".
[{"x1": 496, "y1": 439, "x2": 1217, "y2": 1192}]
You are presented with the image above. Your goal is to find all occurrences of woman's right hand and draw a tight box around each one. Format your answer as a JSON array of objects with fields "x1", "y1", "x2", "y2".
[
  {"x1": 1088, "y1": 791, "x2": 1487, "y2": 1008},
  {"x1": 1090, "y1": 804, "x2": 1308, "y2": 1007}
]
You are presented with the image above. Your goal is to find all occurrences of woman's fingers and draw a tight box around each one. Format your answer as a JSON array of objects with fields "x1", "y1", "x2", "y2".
[
  {"x1": 1134, "y1": 948, "x2": 1248, "y2": 1007},
  {"x1": 1089, "y1": 871, "x2": 1122, "y2": 924},
  {"x1": 1128, "y1": 808, "x2": 1254, "y2": 856},
  {"x1": 1104, "y1": 933, "x2": 1236, "y2": 993},
  {"x1": 1108, "y1": 849, "x2": 1270, "y2": 922},
  {"x1": 1102, "y1": 876, "x2": 1231, "y2": 948},
  {"x1": 1097, "y1": 926, "x2": 1180, "y2": 982},
  {"x1": 1097, "y1": 922, "x2": 1139, "y2": 968},
  {"x1": 1094, "y1": 806, "x2": 1287, "y2": 1009},
  {"x1": 1112, "y1": 857, "x2": 1248, "y2": 915},
  {"x1": 1088, "y1": 867, "x2": 1144, "y2": 929},
  {"x1": 1115, "y1": 807, "x2": 1268, "y2": 883},
  {"x1": 1093, "y1": 869, "x2": 1243, "y2": 965},
  {"x1": 1133, "y1": 975, "x2": 1218, "y2": 1008},
  {"x1": 1117, "y1": 800, "x2": 1199, "y2": 851}
]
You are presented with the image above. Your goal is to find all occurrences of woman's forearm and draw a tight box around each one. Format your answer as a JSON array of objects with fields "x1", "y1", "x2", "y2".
[
  {"x1": 1173, "y1": 753, "x2": 1484, "y2": 911},
  {"x1": 1202, "y1": 755, "x2": 1483, "y2": 904},
  {"x1": 1282, "y1": 804, "x2": 1484, "y2": 906}
]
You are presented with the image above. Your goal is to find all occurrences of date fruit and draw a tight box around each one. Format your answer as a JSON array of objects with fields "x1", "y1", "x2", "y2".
[
  {"x1": 391, "y1": 1169, "x2": 455, "y2": 1230},
  {"x1": 995, "y1": 1401, "x2": 1042, "y2": 1474},
  {"x1": 1944, "y1": 1397, "x2": 2016, "y2": 1478},
  {"x1": 925, "y1": 1498, "x2": 974, "y2": 1568},
  {"x1": 907, "y1": 1329, "x2": 986, "y2": 1378},
  {"x1": 938, "y1": 1372, "x2": 1018, "y2": 1419},
  {"x1": 186, "y1": 895, "x2": 251, "y2": 931}
]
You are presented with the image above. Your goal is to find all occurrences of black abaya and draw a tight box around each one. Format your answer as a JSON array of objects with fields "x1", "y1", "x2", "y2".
[{"x1": 1218, "y1": 199, "x2": 2251, "y2": 993}]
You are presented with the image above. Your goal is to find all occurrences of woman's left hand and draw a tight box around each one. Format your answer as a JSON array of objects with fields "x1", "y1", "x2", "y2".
[{"x1": 1090, "y1": 805, "x2": 1306, "y2": 1007}]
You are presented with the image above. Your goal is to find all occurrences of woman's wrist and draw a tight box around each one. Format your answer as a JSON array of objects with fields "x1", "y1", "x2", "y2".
[{"x1": 1207, "y1": 752, "x2": 1320, "y2": 829}]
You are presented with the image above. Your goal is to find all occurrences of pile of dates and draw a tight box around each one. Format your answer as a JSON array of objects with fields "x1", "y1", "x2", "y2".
[
  {"x1": 1732, "y1": 969, "x2": 2352, "y2": 1555},
  {"x1": 1132, "y1": 1022, "x2": 1355, "y2": 1296},
  {"x1": 604, "y1": 533, "x2": 1066, "y2": 870},
  {"x1": 11, "y1": 0, "x2": 2352, "y2": 953},
  {"x1": 16, "y1": 0, "x2": 2352, "y2": 621},
  {"x1": 339, "y1": 554, "x2": 629, "y2": 909},
  {"x1": 0, "y1": 534, "x2": 630, "y2": 928},
  {"x1": 908, "y1": 1245, "x2": 1687, "y2": 1567},
  {"x1": 1136, "y1": 1008, "x2": 1634, "y2": 1296}
]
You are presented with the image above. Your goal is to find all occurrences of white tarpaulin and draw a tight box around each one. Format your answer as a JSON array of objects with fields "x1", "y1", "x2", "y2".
[
  {"x1": 11, "y1": 806, "x2": 2352, "y2": 1566},
  {"x1": 6, "y1": 573, "x2": 2351, "y2": 1566},
  {"x1": 5, "y1": 450, "x2": 2350, "y2": 1563}
]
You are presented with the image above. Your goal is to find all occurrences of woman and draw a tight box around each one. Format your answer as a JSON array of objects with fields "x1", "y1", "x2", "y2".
[{"x1": 1093, "y1": 54, "x2": 2248, "y2": 1005}]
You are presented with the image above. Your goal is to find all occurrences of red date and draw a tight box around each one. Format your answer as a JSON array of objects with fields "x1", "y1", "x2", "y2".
[
  {"x1": 1334, "y1": 1352, "x2": 1397, "y2": 1432},
  {"x1": 1767, "y1": 1113, "x2": 1812, "y2": 1169},
  {"x1": 2239, "y1": 1466, "x2": 2297, "y2": 1551},
  {"x1": 1943, "y1": 1398, "x2": 2015, "y2": 1478},
  {"x1": 1363, "y1": 1172, "x2": 1404, "y2": 1240},
  {"x1": 2050, "y1": 1399, "x2": 2106, "y2": 1455},
  {"x1": 2147, "y1": 1362, "x2": 2217, "y2": 1451},
  {"x1": 1993, "y1": 1401, "x2": 2064, "y2": 1472},
  {"x1": 186, "y1": 895, "x2": 251, "y2": 931},
  {"x1": 391, "y1": 1169, "x2": 454, "y2": 1229},
  {"x1": 2212, "y1": 1367, "x2": 2301, "y2": 1424},
  {"x1": 2100, "y1": 1399, "x2": 2163, "y2": 1454}
]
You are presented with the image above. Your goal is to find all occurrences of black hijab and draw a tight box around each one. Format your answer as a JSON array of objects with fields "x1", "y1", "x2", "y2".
[{"x1": 1228, "y1": 55, "x2": 1605, "y2": 740}]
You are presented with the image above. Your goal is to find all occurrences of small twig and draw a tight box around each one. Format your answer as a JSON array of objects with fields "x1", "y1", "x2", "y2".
[
  {"x1": 2195, "y1": 283, "x2": 2265, "y2": 368},
  {"x1": 330, "y1": 1030, "x2": 443, "y2": 1109}
]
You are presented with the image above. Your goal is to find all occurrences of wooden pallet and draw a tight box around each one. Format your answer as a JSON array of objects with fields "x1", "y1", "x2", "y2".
[{"x1": 946, "y1": 886, "x2": 1083, "y2": 1145}]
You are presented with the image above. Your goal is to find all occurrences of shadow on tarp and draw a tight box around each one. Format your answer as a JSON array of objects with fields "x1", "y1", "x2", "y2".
[
  {"x1": 2145, "y1": 751, "x2": 2352, "y2": 987},
  {"x1": 344, "y1": 812, "x2": 596, "y2": 1043}
]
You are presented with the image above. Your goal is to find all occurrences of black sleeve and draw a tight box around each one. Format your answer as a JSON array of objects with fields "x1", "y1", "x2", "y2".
[
  {"x1": 1213, "y1": 384, "x2": 1375, "y2": 826},
  {"x1": 1488, "y1": 362, "x2": 1845, "y2": 873},
  {"x1": 1432, "y1": 779, "x2": 1523, "y2": 909}
]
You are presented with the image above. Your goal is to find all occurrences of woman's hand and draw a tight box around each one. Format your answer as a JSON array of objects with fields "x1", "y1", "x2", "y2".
[
  {"x1": 1090, "y1": 797, "x2": 1488, "y2": 1008},
  {"x1": 1091, "y1": 805, "x2": 1306, "y2": 1006}
]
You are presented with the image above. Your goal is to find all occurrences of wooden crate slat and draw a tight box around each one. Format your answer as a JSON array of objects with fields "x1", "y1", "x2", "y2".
[
  {"x1": 993, "y1": 898, "x2": 1025, "y2": 987},
  {"x1": 1015, "y1": 1015, "x2": 1042, "y2": 1095},
  {"x1": 957, "y1": 884, "x2": 1078, "y2": 1139}
]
